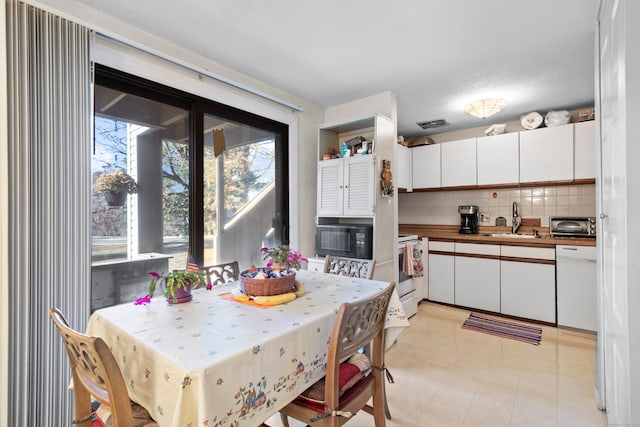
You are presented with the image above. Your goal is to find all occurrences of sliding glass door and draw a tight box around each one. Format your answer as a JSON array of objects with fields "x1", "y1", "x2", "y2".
[
  {"x1": 202, "y1": 113, "x2": 281, "y2": 268},
  {"x1": 91, "y1": 65, "x2": 288, "y2": 310}
]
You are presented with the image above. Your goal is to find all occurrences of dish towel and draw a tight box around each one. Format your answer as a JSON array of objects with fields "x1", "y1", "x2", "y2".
[{"x1": 403, "y1": 243, "x2": 414, "y2": 276}]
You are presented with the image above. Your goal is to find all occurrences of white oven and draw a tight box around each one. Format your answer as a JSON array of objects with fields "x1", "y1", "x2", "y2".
[{"x1": 398, "y1": 234, "x2": 422, "y2": 317}]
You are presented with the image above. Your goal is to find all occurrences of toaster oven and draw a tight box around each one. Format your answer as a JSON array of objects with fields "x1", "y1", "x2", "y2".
[{"x1": 549, "y1": 216, "x2": 596, "y2": 237}]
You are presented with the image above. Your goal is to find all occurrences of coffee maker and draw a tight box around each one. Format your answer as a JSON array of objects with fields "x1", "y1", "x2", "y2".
[{"x1": 458, "y1": 205, "x2": 479, "y2": 234}]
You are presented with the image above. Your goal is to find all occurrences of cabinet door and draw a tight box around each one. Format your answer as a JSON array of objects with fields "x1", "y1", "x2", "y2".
[
  {"x1": 519, "y1": 125, "x2": 574, "y2": 183},
  {"x1": 455, "y1": 256, "x2": 500, "y2": 312},
  {"x1": 428, "y1": 253, "x2": 454, "y2": 304},
  {"x1": 412, "y1": 144, "x2": 441, "y2": 189},
  {"x1": 441, "y1": 138, "x2": 477, "y2": 187},
  {"x1": 343, "y1": 156, "x2": 375, "y2": 216},
  {"x1": 574, "y1": 121, "x2": 596, "y2": 180},
  {"x1": 317, "y1": 158, "x2": 343, "y2": 216},
  {"x1": 477, "y1": 133, "x2": 519, "y2": 185},
  {"x1": 396, "y1": 145, "x2": 412, "y2": 191},
  {"x1": 501, "y1": 260, "x2": 555, "y2": 323}
]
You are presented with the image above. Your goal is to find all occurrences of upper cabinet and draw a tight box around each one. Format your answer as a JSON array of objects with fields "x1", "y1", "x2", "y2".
[
  {"x1": 477, "y1": 133, "x2": 519, "y2": 185},
  {"x1": 441, "y1": 138, "x2": 477, "y2": 187},
  {"x1": 403, "y1": 121, "x2": 595, "y2": 191},
  {"x1": 519, "y1": 125, "x2": 574, "y2": 183},
  {"x1": 412, "y1": 144, "x2": 441, "y2": 189},
  {"x1": 317, "y1": 156, "x2": 376, "y2": 217},
  {"x1": 574, "y1": 121, "x2": 596, "y2": 180},
  {"x1": 396, "y1": 144, "x2": 412, "y2": 191}
]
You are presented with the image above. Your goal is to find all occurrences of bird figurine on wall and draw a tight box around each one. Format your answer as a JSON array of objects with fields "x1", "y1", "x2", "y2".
[{"x1": 381, "y1": 159, "x2": 394, "y2": 199}]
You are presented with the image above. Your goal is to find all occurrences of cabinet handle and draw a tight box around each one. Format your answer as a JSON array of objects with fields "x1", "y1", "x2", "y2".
[{"x1": 600, "y1": 213, "x2": 608, "y2": 219}]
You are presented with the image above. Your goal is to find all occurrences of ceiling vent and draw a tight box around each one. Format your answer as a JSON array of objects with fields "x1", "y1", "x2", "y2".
[{"x1": 416, "y1": 119, "x2": 448, "y2": 130}]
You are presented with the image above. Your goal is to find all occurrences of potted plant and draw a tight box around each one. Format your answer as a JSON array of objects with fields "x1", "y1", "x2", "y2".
[
  {"x1": 93, "y1": 171, "x2": 139, "y2": 206},
  {"x1": 261, "y1": 245, "x2": 308, "y2": 270},
  {"x1": 135, "y1": 269, "x2": 211, "y2": 305}
]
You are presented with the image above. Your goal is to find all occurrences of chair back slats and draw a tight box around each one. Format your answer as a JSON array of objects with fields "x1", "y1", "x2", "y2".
[
  {"x1": 324, "y1": 256, "x2": 376, "y2": 280},
  {"x1": 202, "y1": 261, "x2": 240, "y2": 286},
  {"x1": 50, "y1": 308, "x2": 135, "y2": 427},
  {"x1": 329, "y1": 283, "x2": 395, "y2": 371}
]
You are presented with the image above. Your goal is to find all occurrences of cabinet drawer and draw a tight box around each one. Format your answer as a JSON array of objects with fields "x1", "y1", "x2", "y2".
[
  {"x1": 455, "y1": 243, "x2": 500, "y2": 256},
  {"x1": 429, "y1": 241, "x2": 455, "y2": 252},
  {"x1": 500, "y1": 245, "x2": 555, "y2": 260}
]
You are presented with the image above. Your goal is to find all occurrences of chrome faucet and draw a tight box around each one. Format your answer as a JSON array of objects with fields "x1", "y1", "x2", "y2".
[{"x1": 512, "y1": 201, "x2": 522, "y2": 234}]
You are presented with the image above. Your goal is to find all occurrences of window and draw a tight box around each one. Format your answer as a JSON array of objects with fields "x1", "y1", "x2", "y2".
[{"x1": 91, "y1": 65, "x2": 289, "y2": 310}]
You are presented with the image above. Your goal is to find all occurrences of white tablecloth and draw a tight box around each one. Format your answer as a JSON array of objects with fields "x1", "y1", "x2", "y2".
[{"x1": 87, "y1": 270, "x2": 409, "y2": 427}]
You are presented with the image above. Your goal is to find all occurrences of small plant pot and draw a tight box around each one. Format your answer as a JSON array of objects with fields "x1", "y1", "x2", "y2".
[
  {"x1": 104, "y1": 192, "x2": 127, "y2": 207},
  {"x1": 166, "y1": 284, "x2": 192, "y2": 304}
]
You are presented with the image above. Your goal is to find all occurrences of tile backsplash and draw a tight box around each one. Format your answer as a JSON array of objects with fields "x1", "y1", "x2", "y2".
[{"x1": 398, "y1": 184, "x2": 596, "y2": 227}]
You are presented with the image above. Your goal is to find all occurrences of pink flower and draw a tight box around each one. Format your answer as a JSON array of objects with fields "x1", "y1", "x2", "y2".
[
  {"x1": 266, "y1": 260, "x2": 273, "y2": 268},
  {"x1": 134, "y1": 295, "x2": 152, "y2": 305},
  {"x1": 260, "y1": 247, "x2": 269, "y2": 253},
  {"x1": 205, "y1": 283, "x2": 213, "y2": 291},
  {"x1": 149, "y1": 272, "x2": 161, "y2": 279}
]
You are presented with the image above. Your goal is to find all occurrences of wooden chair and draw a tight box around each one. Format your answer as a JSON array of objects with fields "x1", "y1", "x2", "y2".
[
  {"x1": 324, "y1": 256, "x2": 376, "y2": 280},
  {"x1": 279, "y1": 282, "x2": 395, "y2": 427},
  {"x1": 201, "y1": 260, "x2": 240, "y2": 286},
  {"x1": 49, "y1": 308, "x2": 157, "y2": 427}
]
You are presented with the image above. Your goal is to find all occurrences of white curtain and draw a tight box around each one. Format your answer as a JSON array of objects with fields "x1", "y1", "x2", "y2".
[{"x1": 5, "y1": 1, "x2": 91, "y2": 425}]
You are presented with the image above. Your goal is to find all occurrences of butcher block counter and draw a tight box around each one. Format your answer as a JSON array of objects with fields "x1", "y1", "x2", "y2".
[{"x1": 399, "y1": 224, "x2": 596, "y2": 247}]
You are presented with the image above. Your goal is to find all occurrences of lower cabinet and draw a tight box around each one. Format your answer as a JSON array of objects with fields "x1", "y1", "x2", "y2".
[
  {"x1": 455, "y1": 255, "x2": 500, "y2": 312},
  {"x1": 500, "y1": 260, "x2": 556, "y2": 323},
  {"x1": 428, "y1": 253, "x2": 455, "y2": 304}
]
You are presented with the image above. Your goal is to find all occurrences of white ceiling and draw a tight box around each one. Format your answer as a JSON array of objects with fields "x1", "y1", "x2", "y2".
[{"x1": 76, "y1": 0, "x2": 598, "y2": 137}]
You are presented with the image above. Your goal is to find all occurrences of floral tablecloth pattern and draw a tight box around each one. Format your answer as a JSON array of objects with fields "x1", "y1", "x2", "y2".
[{"x1": 86, "y1": 270, "x2": 409, "y2": 427}]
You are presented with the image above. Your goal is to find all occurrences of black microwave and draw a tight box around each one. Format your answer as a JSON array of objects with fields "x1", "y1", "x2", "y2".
[{"x1": 315, "y1": 224, "x2": 373, "y2": 259}]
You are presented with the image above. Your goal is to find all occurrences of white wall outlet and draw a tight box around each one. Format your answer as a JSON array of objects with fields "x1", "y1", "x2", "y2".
[{"x1": 480, "y1": 212, "x2": 490, "y2": 223}]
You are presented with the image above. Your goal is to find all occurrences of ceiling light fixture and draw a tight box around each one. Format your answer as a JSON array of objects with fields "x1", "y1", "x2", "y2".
[{"x1": 464, "y1": 98, "x2": 507, "y2": 119}]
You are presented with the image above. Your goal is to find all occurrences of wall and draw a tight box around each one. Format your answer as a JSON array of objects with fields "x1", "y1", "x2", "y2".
[{"x1": 399, "y1": 184, "x2": 595, "y2": 227}]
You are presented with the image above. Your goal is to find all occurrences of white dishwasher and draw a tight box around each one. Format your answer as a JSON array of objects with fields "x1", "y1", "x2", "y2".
[{"x1": 556, "y1": 245, "x2": 597, "y2": 331}]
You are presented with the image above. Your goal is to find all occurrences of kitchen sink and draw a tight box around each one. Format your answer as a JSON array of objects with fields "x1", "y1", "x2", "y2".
[{"x1": 485, "y1": 233, "x2": 541, "y2": 239}]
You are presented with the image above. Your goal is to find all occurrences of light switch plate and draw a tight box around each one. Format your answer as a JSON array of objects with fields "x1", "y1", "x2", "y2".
[{"x1": 480, "y1": 212, "x2": 491, "y2": 224}]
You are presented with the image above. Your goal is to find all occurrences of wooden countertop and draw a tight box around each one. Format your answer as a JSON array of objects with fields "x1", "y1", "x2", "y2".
[{"x1": 399, "y1": 224, "x2": 596, "y2": 247}]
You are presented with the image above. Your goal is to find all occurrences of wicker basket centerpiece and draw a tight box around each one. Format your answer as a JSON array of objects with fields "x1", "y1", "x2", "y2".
[{"x1": 240, "y1": 267, "x2": 297, "y2": 296}]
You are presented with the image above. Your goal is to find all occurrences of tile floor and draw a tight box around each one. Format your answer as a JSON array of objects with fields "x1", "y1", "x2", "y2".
[{"x1": 266, "y1": 301, "x2": 607, "y2": 427}]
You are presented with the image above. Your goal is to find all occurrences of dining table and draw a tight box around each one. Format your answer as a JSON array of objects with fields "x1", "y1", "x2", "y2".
[{"x1": 86, "y1": 270, "x2": 410, "y2": 427}]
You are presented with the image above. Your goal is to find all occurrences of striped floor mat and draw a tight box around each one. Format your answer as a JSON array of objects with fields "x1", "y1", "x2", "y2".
[{"x1": 462, "y1": 312, "x2": 543, "y2": 345}]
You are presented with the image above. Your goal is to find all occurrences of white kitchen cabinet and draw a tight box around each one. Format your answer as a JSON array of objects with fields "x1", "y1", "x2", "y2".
[
  {"x1": 455, "y1": 256, "x2": 500, "y2": 312},
  {"x1": 454, "y1": 243, "x2": 500, "y2": 312},
  {"x1": 574, "y1": 121, "x2": 596, "y2": 180},
  {"x1": 441, "y1": 138, "x2": 477, "y2": 187},
  {"x1": 412, "y1": 144, "x2": 441, "y2": 189},
  {"x1": 519, "y1": 124, "x2": 574, "y2": 183},
  {"x1": 477, "y1": 133, "x2": 519, "y2": 185},
  {"x1": 316, "y1": 113, "x2": 395, "y2": 283},
  {"x1": 427, "y1": 240, "x2": 454, "y2": 304},
  {"x1": 501, "y1": 258, "x2": 556, "y2": 323},
  {"x1": 396, "y1": 144, "x2": 412, "y2": 191},
  {"x1": 317, "y1": 155, "x2": 375, "y2": 217}
]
